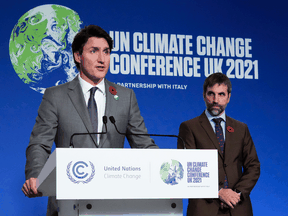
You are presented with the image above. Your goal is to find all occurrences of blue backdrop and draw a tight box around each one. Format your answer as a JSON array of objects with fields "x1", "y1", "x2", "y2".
[{"x1": 1, "y1": 0, "x2": 287, "y2": 215}]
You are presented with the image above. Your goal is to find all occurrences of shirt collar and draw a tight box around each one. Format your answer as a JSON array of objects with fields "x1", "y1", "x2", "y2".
[
  {"x1": 205, "y1": 109, "x2": 226, "y2": 123},
  {"x1": 78, "y1": 74, "x2": 106, "y2": 95}
]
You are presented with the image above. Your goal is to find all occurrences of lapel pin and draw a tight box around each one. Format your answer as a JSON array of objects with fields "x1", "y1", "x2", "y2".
[
  {"x1": 227, "y1": 126, "x2": 234, "y2": 133},
  {"x1": 109, "y1": 86, "x2": 119, "y2": 101}
]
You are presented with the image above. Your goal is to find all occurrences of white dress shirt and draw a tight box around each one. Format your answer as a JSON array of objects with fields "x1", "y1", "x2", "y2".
[
  {"x1": 205, "y1": 109, "x2": 226, "y2": 140},
  {"x1": 78, "y1": 75, "x2": 106, "y2": 145}
]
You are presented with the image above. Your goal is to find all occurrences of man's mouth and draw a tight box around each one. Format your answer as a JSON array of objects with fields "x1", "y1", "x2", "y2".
[{"x1": 96, "y1": 66, "x2": 105, "y2": 71}]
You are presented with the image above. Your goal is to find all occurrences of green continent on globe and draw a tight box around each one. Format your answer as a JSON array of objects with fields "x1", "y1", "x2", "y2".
[{"x1": 160, "y1": 162, "x2": 171, "y2": 182}]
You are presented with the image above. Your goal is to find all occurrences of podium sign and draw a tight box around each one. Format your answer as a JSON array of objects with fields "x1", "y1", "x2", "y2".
[{"x1": 53, "y1": 148, "x2": 218, "y2": 200}]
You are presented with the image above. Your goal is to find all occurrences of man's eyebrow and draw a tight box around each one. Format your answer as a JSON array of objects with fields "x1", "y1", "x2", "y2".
[{"x1": 90, "y1": 46, "x2": 110, "y2": 50}]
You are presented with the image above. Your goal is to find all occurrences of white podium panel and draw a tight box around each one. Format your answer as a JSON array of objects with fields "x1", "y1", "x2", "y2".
[
  {"x1": 54, "y1": 199, "x2": 182, "y2": 216},
  {"x1": 37, "y1": 148, "x2": 218, "y2": 216},
  {"x1": 78, "y1": 199, "x2": 182, "y2": 216},
  {"x1": 53, "y1": 148, "x2": 218, "y2": 200}
]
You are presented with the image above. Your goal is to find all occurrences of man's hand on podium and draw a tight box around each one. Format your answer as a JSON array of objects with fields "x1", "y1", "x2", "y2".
[{"x1": 22, "y1": 178, "x2": 43, "y2": 198}]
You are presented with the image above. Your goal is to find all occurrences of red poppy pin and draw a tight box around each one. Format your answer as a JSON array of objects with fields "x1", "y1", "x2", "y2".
[
  {"x1": 109, "y1": 86, "x2": 119, "y2": 100},
  {"x1": 227, "y1": 126, "x2": 234, "y2": 133}
]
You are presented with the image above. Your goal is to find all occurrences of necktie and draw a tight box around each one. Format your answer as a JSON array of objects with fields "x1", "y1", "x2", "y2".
[
  {"x1": 213, "y1": 118, "x2": 228, "y2": 188},
  {"x1": 213, "y1": 118, "x2": 224, "y2": 153},
  {"x1": 88, "y1": 87, "x2": 98, "y2": 142}
]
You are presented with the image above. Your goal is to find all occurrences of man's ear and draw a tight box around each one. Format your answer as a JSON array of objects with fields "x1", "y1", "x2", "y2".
[
  {"x1": 227, "y1": 93, "x2": 231, "y2": 103},
  {"x1": 74, "y1": 52, "x2": 81, "y2": 63}
]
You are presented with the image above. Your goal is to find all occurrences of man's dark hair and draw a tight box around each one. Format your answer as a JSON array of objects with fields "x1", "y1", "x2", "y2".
[
  {"x1": 72, "y1": 25, "x2": 113, "y2": 70},
  {"x1": 203, "y1": 73, "x2": 232, "y2": 95}
]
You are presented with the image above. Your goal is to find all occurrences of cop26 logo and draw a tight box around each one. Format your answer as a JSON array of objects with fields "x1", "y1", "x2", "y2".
[{"x1": 66, "y1": 161, "x2": 95, "y2": 184}]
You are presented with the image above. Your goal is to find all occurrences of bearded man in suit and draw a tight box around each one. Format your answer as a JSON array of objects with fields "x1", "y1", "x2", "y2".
[
  {"x1": 22, "y1": 25, "x2": 158, "y2": 215},
  {"x1": 178, "y1": 73, "x2": 260, "y2": 216}
]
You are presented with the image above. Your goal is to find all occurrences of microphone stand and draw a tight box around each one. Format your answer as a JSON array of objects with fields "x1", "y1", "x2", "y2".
[
  {"x1": 69, "y1": 116, "x2": 108, "y2": 148},
  {"x1": 109, "y1": 116, "x2": 186, "y2": 149}
]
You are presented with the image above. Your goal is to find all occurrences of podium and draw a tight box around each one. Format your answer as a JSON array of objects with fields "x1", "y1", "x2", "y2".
[{"x1": 37, "y1": 148, "x2": 218, "y2": 216}]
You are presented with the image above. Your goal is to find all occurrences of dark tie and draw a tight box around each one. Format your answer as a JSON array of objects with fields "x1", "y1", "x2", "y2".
[
  {"x1": 213, "y1": 118, "x2": 228, "y2": 188},
  {"x1": 88, "y1": 87, "x2": 98, "y2": 142},
  {"x1": 213, "y1": 118, "x2": 224, "y2": 153}
]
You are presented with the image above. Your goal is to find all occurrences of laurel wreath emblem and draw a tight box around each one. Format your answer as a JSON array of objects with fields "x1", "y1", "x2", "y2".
[{"x1": 66, "y1": 161, "x2": 95, "y2": 184}]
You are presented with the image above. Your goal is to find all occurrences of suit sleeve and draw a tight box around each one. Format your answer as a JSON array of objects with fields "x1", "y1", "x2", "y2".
[
  {"x1": 177, "y1": 121, "x2": 196, "y2": 149},
  {"x1": 25, "y1": 88, "x2": 58, "y2": 180},
  {"x1": 125, "y1": 90, "x2": 158, "y2": 149},
  {"x1": 233, "y1": 125, "x2": 260, "y2": 199}
]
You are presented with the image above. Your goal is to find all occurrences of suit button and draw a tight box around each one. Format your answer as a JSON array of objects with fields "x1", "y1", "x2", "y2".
[
  {"x1": 224, "y1": 164, "x2": 227, "y2": 167},
  {"x1": 219, "y1": 181, "x2": 224, "y2": 186}
]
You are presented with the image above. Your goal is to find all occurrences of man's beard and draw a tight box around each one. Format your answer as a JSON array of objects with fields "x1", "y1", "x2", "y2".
[{"x1": 206, "y1": 102, "x2": 226, "y2": 116}]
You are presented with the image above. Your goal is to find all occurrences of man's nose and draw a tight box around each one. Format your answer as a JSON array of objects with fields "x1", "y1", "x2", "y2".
[
  {"x1": 213, "y1": 95, "x2": 219, "y2": 103},
  {"x1": 98, "y1": 52, "x2": 104, "y2": 62}
]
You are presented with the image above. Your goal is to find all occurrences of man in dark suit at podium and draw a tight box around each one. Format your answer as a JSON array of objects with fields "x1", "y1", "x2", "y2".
[
  {"x1": 22, "y1": 25, "x2": 158, "y2": 215},
  {"x1": 178, "y1": 73, "x2": 260, "y2": 216}
]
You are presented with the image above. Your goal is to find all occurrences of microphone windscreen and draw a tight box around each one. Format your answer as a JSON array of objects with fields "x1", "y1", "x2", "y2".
[
  {"x1": 109, "y1": 116, "x2": 116, "y2": 124},
  {"x1": 103, "y1": 116, "x2": 108, "y2": 124}
]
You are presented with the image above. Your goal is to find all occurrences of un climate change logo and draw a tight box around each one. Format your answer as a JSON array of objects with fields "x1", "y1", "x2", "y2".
[
  {"x1": 160, "y1": 160, "x2": 184, "y2": 185},
  {"x1": 67, "y1": 161, "x2": 95, "y2": 184}
]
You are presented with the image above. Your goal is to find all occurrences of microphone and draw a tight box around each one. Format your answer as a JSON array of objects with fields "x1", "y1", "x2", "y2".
[
  {"x1": 70, "y1": 116, "x2": 108, "y2": 148},
  {"x1": 103, "y1": 115, "x2": 108, "y2": 132},
  {"x1": 109, "y1": 116, "x2": 125, "y2": 135},
  {"x1": 109, "y1": 116, "x2": 186, "y2": 149}
]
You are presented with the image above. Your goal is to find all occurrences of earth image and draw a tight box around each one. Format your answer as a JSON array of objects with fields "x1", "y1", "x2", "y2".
[
  {"x1": 160, "y1": 160, "x2": 184, "y2": 185},
  {"x1": 9, "y1": 4, "x2": 82, "y2": 93}
]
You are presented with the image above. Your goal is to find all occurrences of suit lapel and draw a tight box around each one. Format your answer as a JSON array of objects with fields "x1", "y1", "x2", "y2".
[
  {"x1": 67, "y1": 77, "x2": 97, "y2": 146},
  {"x1": 224, "y1": 116, "x2": 234, "y2": 160},
  {"x1": 98, "y1": 79, "x2": 115, "y2": 147},
  {"x1": 199, "y1": 112, "x2": 224, "y2": 159}
]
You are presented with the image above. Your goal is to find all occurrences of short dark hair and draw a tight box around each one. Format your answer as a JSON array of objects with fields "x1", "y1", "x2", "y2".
[
  {"x1": 72, "y1": 25, "x2": 113, "y2": 70},
  {"x1": 203, "y1": 73, "x2": 232, "y2": 95}
]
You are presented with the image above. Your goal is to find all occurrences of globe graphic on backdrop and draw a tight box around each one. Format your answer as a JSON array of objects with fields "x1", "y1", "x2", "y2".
[
  {"x1": 160, "y1": 160, "x2": 184, "y2": 185},
  {"x1": 9, "y1": 4, "x2": 82, "y2": 93}
]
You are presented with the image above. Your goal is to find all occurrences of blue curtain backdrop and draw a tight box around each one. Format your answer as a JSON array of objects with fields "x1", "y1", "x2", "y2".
[{"x1": 1, "y1": 0, "x2": 287, "y2": 215}]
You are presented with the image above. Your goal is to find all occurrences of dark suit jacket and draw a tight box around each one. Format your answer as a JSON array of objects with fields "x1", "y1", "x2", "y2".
[
  {"x1": 25, "y1": 76, "x2": 157, "y2": 215},
  {"x1": 178, "y1": 112, "x2": 260, "y2": 216}
]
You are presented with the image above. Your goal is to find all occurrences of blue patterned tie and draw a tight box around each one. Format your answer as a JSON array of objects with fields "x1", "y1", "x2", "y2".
[
  {"x1": 213, "y1": 118, "x2": 228, "y2": 188},
  {"x1": 88, "y1": 87, "x2": 98, "y2": 142}
]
